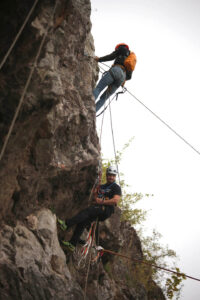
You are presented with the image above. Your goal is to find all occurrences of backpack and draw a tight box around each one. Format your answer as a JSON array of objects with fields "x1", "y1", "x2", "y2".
[{"x1": 124, "y1": 52, "x2": 137, "y2": 72}]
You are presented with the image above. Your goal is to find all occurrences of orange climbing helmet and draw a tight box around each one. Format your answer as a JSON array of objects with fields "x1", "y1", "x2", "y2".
[{"x1": 115, "y1": 43, "x2": 129, "y2": 50}]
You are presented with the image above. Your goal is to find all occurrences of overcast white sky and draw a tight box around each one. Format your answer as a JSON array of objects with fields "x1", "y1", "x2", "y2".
[{"x1": 91, "y1": 0, "x2": 200, "y2": 299}]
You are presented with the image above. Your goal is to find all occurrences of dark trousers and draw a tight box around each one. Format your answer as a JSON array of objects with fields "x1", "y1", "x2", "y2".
[{"x1": 66, "y1": 205, "x2": 110, "y2": 246}]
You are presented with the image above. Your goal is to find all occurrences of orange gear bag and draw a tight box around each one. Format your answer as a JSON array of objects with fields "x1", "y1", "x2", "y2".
[{"x1": 124, "y1": 52, "x2": 137, "y2": 72}]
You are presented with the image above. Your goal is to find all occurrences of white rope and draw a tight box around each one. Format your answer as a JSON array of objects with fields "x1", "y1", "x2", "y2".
[
  {"x1": 98, "y1": 61, "x2": 200, "y2": 158},
  {"x1": 126, "y1": 89, "x2": 200, "y2": 157},
  {"x1": 0, "y1": 0, "x2": 39, "y2": 71},
  {"x1": 0, "y1": 1, "x2": 58, "y2": 162},
  {"x1": 108, "y1": 97, "x2": 124, "y2": 207}
]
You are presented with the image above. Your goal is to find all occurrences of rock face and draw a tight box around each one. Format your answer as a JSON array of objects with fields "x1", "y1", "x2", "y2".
[
  {"x1": 0, "y1": 209, "x2": 83, "y2": 300},
  {"x1": 0, "y1": 0, "x2": 166, "y2": 299},
  {"x1": 0, "y1": 0, "x2": 99, "y2": 223},
  {"x1": 0, "y1": 209, "x2": 165, "y2": 300}
]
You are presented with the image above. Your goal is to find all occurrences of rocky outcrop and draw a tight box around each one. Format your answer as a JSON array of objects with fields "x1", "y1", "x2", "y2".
[
  {"x1": 69, "y1": 208, "x2": 166, "y2": 300},
  {"x1": 0, "y1": 0, "x2": 166, "y2": 299},
  {"x1": 0, "y1": 0, "x2": 99, "y2": 224},
  {"x1": 0, "y1": 209, "x2": 165, "y2": 300},
  {"x1": 0, "y1": 209, "x2": 84, "y2": 300}
]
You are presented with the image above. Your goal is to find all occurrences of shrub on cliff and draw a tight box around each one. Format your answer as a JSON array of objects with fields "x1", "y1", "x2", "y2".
[{"x1": 101, "y1": 139, "x2": 185, "y2": 300}]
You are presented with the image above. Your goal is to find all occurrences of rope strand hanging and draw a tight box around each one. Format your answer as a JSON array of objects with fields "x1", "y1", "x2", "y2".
[
  {"x1": 83, "y1": 85, "x2": 109, "y2": 300},
  {"x1": 0, "y1": 0, "x2": 39, "y2": 71},
  {"x1": 108, "y1": 96, "x2": 124, "y2": 207},
  {"x1": 0, "y1": 1, "x2": 58, "y2": 162}
]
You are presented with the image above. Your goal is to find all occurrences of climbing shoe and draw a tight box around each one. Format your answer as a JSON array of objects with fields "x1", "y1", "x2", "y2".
[
  {"x1": 62, "y1": 241, "x2": 75, "y2": 252},
  {"x1": 78, "y1": 239, "x2": 86, "y2": 245},
  {"x1": 57, "y1": 218, "x2": 67, "y2": 231}
]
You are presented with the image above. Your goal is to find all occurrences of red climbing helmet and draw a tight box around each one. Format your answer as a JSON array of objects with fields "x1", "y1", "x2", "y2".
[{"x1": 115, "y1": 43, "x2": 129, "y2": 50}]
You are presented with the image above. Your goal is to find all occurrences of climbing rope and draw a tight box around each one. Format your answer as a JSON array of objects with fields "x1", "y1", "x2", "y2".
[
  {"x1": 99, "y1": 248, "x2": 200, "y2": 282},
  {"x1": 96, "y1": 88, "x2": 127, "y2": 118},
  {"x1": 96, "y1": 221, "x2": 100, "y2": 300},
  {"x1": 0, "y1": 0, "x2": 39, "y2": 71},
  {"x1": 83, "y1": 221, "x2": 97, "y2": 300},
  {"x1": 98, "y1": 61, "x2": 200, "y2": 157},
  {"x1": 108, "y1": 97, "x2": 124, "y2": 207},
  {"x1": 98, "y1": 61, "x2": 111, "y2": 69},
  {"x1": 126, "y1": 89, "x2": 200, "y2": 157},
  {"x1": 0, "y1": 1, "x2": 58, "y2": 162},
  {"x1": 83, "y1": 83, "x2": 109, "y2": 300},
  {"x1": 95, "y1": 60, "x2": 126, "y2": 206}
]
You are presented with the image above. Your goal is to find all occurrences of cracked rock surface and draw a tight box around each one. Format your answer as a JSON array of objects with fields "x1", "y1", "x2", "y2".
[
  {"x1": 0, "y1": 0, "x2": 99, "y2": 223},
  {"x1": 0, "y1": 0, "x2": 166, "y2": 299},
  {"x1": 0, "y1": 209, "x2": 83, "y2": 300}
]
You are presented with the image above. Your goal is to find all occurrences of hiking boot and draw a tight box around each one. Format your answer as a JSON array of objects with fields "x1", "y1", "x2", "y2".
[
  {"x1": 57, "y1": 218, "x2": 67, "y2": 231},
  {"x1": 62, "y1": 241, "x2": 75, "y2": 252}
]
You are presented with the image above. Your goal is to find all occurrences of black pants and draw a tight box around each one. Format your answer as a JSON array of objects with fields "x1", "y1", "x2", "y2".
[{"x1": 66, "y1": 205, "x2": 112, "y2": 246}]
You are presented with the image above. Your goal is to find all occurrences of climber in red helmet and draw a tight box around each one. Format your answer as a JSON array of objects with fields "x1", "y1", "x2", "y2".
[
  {"x1": 58, "y1": 166, "x2": 121, "y2": 251},
  {"x1": 93, "y1": 43, "x2": 137, "y2": 112}
]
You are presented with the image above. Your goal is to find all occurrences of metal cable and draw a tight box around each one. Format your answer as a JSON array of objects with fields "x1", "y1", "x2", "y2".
[
  {"x1": 0, "y1": 0, "x2": 39, "y2": 71},
  {"x1": 0, "y1": 1, "x2": 58, "y2": 162}
]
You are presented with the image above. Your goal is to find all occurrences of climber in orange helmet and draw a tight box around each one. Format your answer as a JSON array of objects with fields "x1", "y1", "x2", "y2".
[{"x1": 93, "y1": 43, "x2": 137, "y2": 112}]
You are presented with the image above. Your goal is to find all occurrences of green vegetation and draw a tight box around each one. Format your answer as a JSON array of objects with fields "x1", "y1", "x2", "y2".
[
  {"x1": 103, "y1": 262, "x2": 113, "y2": 278},
  {"x1": 102, "y1": 139, "x2": 186, "y2": 299}
]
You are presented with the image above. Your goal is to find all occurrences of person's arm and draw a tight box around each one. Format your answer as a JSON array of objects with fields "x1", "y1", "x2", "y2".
[
  {"x1": 96, "y1": 50, "x2": 118, "y2": 62},
  {"x1": 96, "y1": 194, "x2": 121, "y2": 206}
]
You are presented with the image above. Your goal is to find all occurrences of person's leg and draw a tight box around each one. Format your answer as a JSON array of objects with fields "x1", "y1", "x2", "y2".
[
  {"x1": 93, "y1": 71, "x2": 114, "y2": 100},
  {"x1": 69, "y1": 220, "x2": 91, "y2": 246},
  {"x1": 67, "y1": 206, "x2": 105, "y2": 246},
  {"x1": 66, "y1": 207, "x2": 91, "y2": 228},
  {"x1": 66, "y1": 205, "x2": 104, "y2": 229},
  {"x1": 96, "y1": 84, "x2": 119, "y2": 112},
  {"x1": 95, "y1": 66, "x2": 126, "y2": 112}
]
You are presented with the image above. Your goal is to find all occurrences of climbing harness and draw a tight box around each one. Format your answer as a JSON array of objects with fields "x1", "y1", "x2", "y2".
[
  {"x1": 0, "y1": 0, "x2": 39, "y2": 71},
  {"x1": 0, "y1": 1, "x2": 58, "y2": 162}
]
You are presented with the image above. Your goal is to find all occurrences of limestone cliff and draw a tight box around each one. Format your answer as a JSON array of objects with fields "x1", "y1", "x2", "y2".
[{"x1": 0, "y1": 1, "x2": 166, "y2": 299}]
